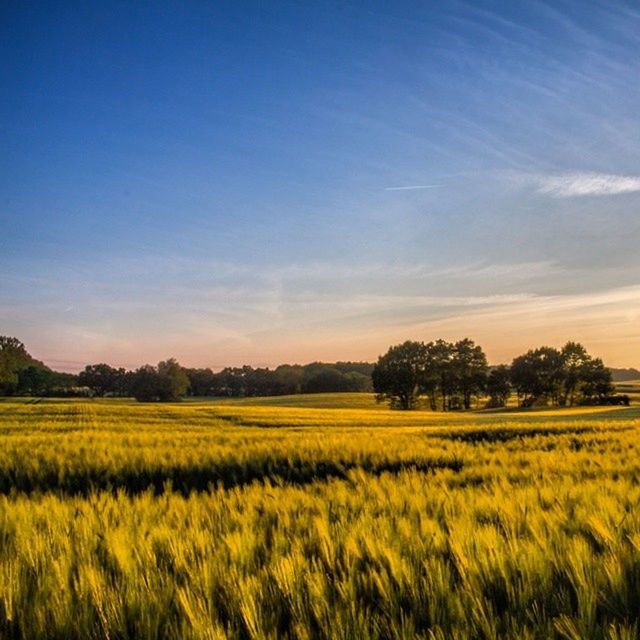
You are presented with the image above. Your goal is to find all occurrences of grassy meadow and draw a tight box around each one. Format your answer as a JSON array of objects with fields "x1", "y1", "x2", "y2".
[{"x1": 1, "y1": 393, "x2": 640, "y2": 638}]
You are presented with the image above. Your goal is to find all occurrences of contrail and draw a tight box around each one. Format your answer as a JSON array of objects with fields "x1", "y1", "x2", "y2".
[{"x1": 384, "y1": 184, "x2": 441, "y2": 191}]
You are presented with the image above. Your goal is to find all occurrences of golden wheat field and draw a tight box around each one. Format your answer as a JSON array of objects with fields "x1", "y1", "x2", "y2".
[{"x1": 1, "y1": 395, "x2": 640, "y2": 639}]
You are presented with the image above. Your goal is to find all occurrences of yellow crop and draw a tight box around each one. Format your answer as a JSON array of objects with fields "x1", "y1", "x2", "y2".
[{"x1": 0, "y1": 397, "x2": 639, "y2": 638}]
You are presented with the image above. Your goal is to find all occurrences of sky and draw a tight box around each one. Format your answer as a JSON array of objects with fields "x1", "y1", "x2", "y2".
[{"x1": 1, "y1": 1, "x2": 639, "y2": 371}]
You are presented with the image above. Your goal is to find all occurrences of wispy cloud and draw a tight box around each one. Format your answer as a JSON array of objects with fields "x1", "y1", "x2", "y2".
[
  {"x1": 536, "y1": 172, "x2": 640, "y2": 197},
  {"x1": 383, "y1": 185, "x2": 441, "y2": 191}
]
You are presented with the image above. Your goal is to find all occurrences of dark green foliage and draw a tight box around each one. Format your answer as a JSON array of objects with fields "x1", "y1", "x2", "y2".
[
  {"x1": 511, "y1": 342, "x2": 614, "y2": 407},
  {"x1": 3, "y1": 337, "x2": 376, "y2": 401},
  {"x1": 486, "y1": 365, "x2": 512, "y2": 407},
  {"x1": 16, "y1": 367, "x2": 77, "y2": 396},
  {"x1": 373, "y1": 339, "x2": 489, "y2": 410},
  {"x1": 0, "y1": 336, "x2": 46, "y2": 395},
  {"x1": 130, "y1": 359, "x2": 189, "y2": 402},
  {"x1": 302, "y1": 368, "x2": 370, "y2": 393},
  {"x1": 580, "y1": 357, "x2": 615, "y2": 400},
  {"x1": 0, "y1": 337, "x2": 79, "y2": 397},
  {"x1": 561, "y1": 341, "x2": 591, "y2": 406},
  {"x1": 423, "y1": 339, "x2": 457, "y2": 411},
  {"x1": 302, "y1": 367, "x2": 349, "y2": 393},
  {"x1": 511, "y1": 346, "x2": 566, "y2": 406},
  {"x1": 16, "y1": 365, "x2": 53, "y2": 396},
  {"x1": 129, "y1": 365, "x2": 162, "y2": 401},
  {"x1": 185, "y1": 362, "x2": 372, "y2": 397},
  {"x1": 272, "y1": 364, "x2": 304, "y2": 394},
  {"x1": 452, "y1": 338, "x2": 489, "y2": 409},
  {"x1": 372, "y1": 341, "x2": 430, "y2": 410},
  {"x1": 185, "y1": 368, "x2": 218, "y2": 396},
  {"x1": 78, "y1": 363, "x2": 128, "y2": 397}
]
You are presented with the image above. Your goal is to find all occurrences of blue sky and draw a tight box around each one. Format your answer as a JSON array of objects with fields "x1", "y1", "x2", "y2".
[{"x1": 2, "y1": 1, "x2": 639, "y2": 370}]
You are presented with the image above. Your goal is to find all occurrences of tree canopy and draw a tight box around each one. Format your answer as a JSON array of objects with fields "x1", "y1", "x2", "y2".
[
  {"x1": 0, "y1": 336, "x2": 51, "y2": 395},
  {"x1": 373, "y1": 338, "x2": 617, "y2": 410},
  {"x1": 373, "y1": 339, "x2": 488, "y2": 410},
  {"x1": 372, "y1": 341, "x2": 429, "y2": 410},
  {"x1": 510, "y1": 343, "x2": 613, "y2": 407},
  {"x1": 130, "y1": 359, "x2": 189, "y2": 402},
  {"x1": 78, "y1": 364, "x2": 128, "y2": 397}
]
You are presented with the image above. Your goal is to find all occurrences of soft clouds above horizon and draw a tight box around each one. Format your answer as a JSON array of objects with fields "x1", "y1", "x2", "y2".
[
  {"x1": 3, "y1": 255, "x2": 639, "y2": 370},
  {"x1": 1, "y1": 1, "x2": 639, "y2": 370},
  {"x1": 535, "y1": 172, "x2": 640, "y2": 197}
]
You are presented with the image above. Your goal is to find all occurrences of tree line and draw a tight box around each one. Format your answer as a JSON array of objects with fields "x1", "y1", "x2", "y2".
[
  {"x1": 0, "y1": 335, "x2": 628, "y2": 407},
  {"x1": 77, "y1": 361, "x2": 372, "y2": 400},
  {"x1": 187, "y1": 362, "x2": 372, "y2": 397},
  {"x1": 372, "y1": 339, "x2": 623, "y2": 410},
  {"x1": 0, "y1": 337, "x2": 76, "y2": 397},
  {"x1": 0, "y1": 336, "x2": 372, "y2": 401}
]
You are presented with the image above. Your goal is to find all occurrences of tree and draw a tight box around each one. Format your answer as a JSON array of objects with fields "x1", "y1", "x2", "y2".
[
  {"x1": 78, "y1": 363, "x2": 126, "y2": 397},
  {"x1": 373, "y1": 338, "x2": 489, "y2": 411},
  {"x1": 130, "y1": 365, "x2": 162, "y2": 402},
  {"x1": 204, "y1": 362, "x2": 372, "y2": 397},
  {"x1": 510, "y1": 343, "x2": 614, "y2": 407},
  {"x1": 453, "y1": 338, "x2": 488, "y2": 409},
  {"x1": 425, "y1": 340, "x2": 457, "y2": 411},
  {"x1": 17, "y1": 366, "x2": 53, "y2": 396},
  {"x1": 185, "y1": 368, "x2": 217, "y2": 396},
  {"x1": 486, "y1": 365, "x2": 511, "y2": 408},
  {"x1": 157, "y1": 359, "x2": 189, "y2": 401},
  {"x1": 372, "y1": 341, "x2": 428, "y2": 410},
  {"x1": 302, "y1": 367, "x2": 350, "y2": 393},
  {"x1": 581, "y1": 357, "x2": 614, "y2": 401},
  {"x1": 560, "y1": 342, "x2": 590, "y2": 406},
  {"x1": 17, "y1": 367, "x2": 78, "y2": 396},
  {"x1": 0, "y1": 336, "x2": 44, "y2": 395},
  {"x1": 510, "y1": 347, "x2": 565, "y2": 406},
  {"x1": 130, "y1": 359, "x2": 189, "y2": 402},
  {"x1": 273, "y1": 365, "x2": 304, "y2": 395},
  {"x1": 342, "y1": 371, "x2": 372, "y2": 392}
]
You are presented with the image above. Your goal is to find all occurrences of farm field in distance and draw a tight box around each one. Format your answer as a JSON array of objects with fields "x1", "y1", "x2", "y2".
[{"x1": 1, "y1": 390, "x2": 640, "y2": 639}]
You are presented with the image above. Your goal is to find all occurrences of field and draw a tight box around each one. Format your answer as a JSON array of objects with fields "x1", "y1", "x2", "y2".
[{"x1": 1, "y1": 395, "x2": 640, "y2": 639}]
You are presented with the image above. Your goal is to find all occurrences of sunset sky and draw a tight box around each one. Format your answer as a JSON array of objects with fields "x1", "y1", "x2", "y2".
[{"x1": 2, "y1": 1, "x2": 639, "y2": 371}]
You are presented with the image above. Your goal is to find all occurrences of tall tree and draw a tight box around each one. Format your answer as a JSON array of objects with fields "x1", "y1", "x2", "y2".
[
  {"x1": 78, "y1": 363, "x2": 126, "y2": 397},
  {"x1": 510, "y1": 347, "x2": 565, "y2": 406},
  {"x1": 185, "y1": 368, "x2": 217, "y2": 396},
  {"x1": 580, "y1": 358, "x2": 614, "y2": 401},
  {"x1": 131, "y1": 360, "x2": 189, "y2": 402},
  {"x1": 560, "y1": 342, "x2": 590, "y2": 406},
  {"x1": 425, "y1": 340, "x2": 457, "y2": 411},
  {"x1": 372, "y1": 341, "x2": 428, "y2": 410},
  {"x1": 453, "y1": 338, "x2": 489, "y2": 409},
  {"x1": 0, "y1": 336, "x2": 46, "y2": 395},
  {"x1": 273, "y1": 365, "x2": 304, "y2": 395},
  {"x1": 157, "y1": 359, "x2": 189, "y2": 401},
  {"x1": 486, "y1": 365, "x2": 511, "y2": 408}
]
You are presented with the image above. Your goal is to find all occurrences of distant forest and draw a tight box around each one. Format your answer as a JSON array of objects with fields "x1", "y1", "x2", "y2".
[
  {"x1": 0, "y1": 335, "x2": 634, "y2": 408},
  {"x1": 0, "y1": 336, "x2": 372, "y2": 400}
]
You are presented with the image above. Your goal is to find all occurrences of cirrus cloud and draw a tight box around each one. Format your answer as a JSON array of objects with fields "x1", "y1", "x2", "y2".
[{"x1": 537, "y1": 172, "x2": 640, "y2": 197}]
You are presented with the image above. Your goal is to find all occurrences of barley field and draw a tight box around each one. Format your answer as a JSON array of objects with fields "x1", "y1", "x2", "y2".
[{"x1": 1, "y1": 396, "x2": 640, "y2": 639}]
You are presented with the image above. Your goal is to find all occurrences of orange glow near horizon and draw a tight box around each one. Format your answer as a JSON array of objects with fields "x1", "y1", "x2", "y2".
[{"x1": 28, "y1": 283, "x2": 640, "y2": 373}]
